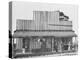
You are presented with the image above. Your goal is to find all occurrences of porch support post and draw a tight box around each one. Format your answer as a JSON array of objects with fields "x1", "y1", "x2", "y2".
[
  {"x1": 22, "y1": 38, "x2": 25, "y2": 54},
  {"x1": 59, "y1": 38, "x2": 62, "y2": 52},
  {"x1": 75, "y1": 37, "x2": 78, "y2": 51},
  {"x1": 70, "y1": 38, "x2": 73, "y2": 51},
  {"x1": 52, "y1": 37, "x2": 54, "y2": 52},
  {"x1": 12, "y1": 38, "x2": 15, "y2": 58},
  {"x1": 68, "y1": 41, "x2": 71, "y2": 51},
  {"x1": 29, "y1": 37, "x2": 32, "y2": 53},
  {"x1": 68, "y1": 38, "x2": 72, "y2": 51}
]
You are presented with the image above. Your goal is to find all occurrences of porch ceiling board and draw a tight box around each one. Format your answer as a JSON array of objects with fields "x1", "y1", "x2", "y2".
[{"x1": 13, "y1": 31, "x2": 77, "y2": 38}]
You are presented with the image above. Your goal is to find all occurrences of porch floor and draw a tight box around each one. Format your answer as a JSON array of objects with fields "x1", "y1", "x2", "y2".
[{"x1": 14, "y1": 50, "x2": 77, "y2": 58}]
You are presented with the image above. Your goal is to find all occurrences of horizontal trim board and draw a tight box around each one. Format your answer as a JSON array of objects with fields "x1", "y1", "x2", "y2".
[
  {"x1": 48, "y1": 24, "x2": 72, "y2": 27},
  {"x1": 14, "y1": 30, "x2": 74, "y2": 32}
]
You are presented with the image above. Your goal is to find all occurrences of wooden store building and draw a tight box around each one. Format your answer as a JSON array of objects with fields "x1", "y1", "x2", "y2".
[{"x1": 12, "y1": 11, "x2": 77, "y2": 58}]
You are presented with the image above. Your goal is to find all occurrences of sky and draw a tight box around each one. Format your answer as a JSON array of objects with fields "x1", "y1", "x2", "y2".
[{"x1": 12, "y1": 1, "x2": 78, "y2": 35}]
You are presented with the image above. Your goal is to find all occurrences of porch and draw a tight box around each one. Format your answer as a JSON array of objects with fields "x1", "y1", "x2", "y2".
[{"x1": 12, "y1": 30, "x2": 77, "y2": 58}]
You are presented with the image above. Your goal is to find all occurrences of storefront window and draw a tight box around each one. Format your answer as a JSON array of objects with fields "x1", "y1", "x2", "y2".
[
  {"x1": 61, "y1": 38, "x2": 72, "y2": 52},
  {"x1": 30, "y1": 37, "x2": 52, "y2": 52},
  {"x1": 14, "y1": 38, "x2": 23, "y2": 49},
  {"x1": 46, "y1": 38, "x2": 51, "y2": 49},
  {"x1": 30, "y1": 38, "x2": 42, "y2": 50},
  {"x1": 13, "y1": 38, "x2": 17, "y2": 49},
  {"x1": 72, "y1": 37, "x2": 78, "y2": 51},
  {"x1": 14, "y1": 38, "x2": 17, "y2": 44},
  {"x1": 62, "y1": 38, "x2": 68, "y2": 51},
  {"x1": 13, "y1": 38, "x2": 23, "y2": 53}
]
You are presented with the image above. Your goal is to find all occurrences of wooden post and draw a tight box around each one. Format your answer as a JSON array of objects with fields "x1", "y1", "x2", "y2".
[
  {"x1": 12, "y1": 38, "x2": 14, "y2": 58},
  {"x1": 68, "y1": 41, "x2": 71, "y2": 51},
  {"x1": 75, "y1": 37, "x2": 78, "y2": 51},
  {"x1": 70, "y1": 38, "x2": 72, "y2": 51},
  {"x1": 29, "y1": 37, "x2": 32, "y2": 53},
  {"x1": 22, "y1": 38, "x2": 25, "y2": 54},
  {"x1": 68, "y1": 38, "x2": 72, "y2": 51},
  {"x1": 59, "y1": 38, "x2": 62, "y2": 52},
  {"x1": 52, "y1": 38, "x2": 54, "y2": 52}
]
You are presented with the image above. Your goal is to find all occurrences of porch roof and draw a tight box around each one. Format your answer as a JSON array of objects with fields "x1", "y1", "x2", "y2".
[{"x1": 13, "y1": 30, "x2": 77, "y2": 38}]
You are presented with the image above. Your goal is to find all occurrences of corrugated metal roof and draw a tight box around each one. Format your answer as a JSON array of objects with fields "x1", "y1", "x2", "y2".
[{"x1": 13, "y1": 31, "x2": 77, "y2": 38}]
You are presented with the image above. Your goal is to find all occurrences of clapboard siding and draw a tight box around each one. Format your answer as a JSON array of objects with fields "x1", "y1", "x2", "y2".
[
  {"x1": 48, "y1": 21, "x2": 72, "y2": 26},
  {"x1": 48, "y1": 25, "x2": 72, "y2": 30}
]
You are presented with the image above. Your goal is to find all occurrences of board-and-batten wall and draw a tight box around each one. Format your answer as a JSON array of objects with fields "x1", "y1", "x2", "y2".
[
  {"x1": 16, "y1": 11, "x2": 72, "y2": 31},
  {"x1": 33, "y1": 11, "x2": 59, "y2": 30}
]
